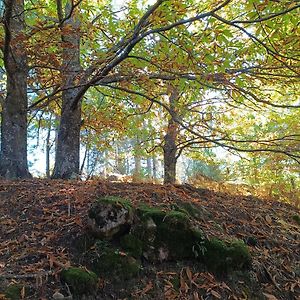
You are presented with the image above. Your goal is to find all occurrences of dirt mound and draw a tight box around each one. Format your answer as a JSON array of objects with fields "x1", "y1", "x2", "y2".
[{"x1": 0, "y1": 179, "x2": 299, "y2": 299}]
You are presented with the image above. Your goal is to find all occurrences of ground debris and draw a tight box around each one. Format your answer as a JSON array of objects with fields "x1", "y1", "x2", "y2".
[{"x1": 0, "y1": 179, "x2": 299, "y2": 299}]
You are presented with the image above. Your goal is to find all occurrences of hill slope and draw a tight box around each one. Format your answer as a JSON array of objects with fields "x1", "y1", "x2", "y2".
[{"x1": 0, "y1": 179, "x2": 299, "y2": 299}]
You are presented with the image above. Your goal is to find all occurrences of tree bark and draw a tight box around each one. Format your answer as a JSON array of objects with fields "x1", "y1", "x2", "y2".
[
  {"x1": 163, "y1": 86, "x2": 180, "y2": 184},
  {"x1": 133, "y1": 137, "x2": 142, "y2": 181},
  {"x1": 45, "y1": 114, "x2": 53, "y2": 178},
  {"x1": 152, "y1": 154, "x2": 158, "y2": 180},
  {"x1": 52, "y1": 1, "x2": 82, "y2": 179},
  {"x1": 0, "y1": 0, "x2": 31, "y2": 178}
]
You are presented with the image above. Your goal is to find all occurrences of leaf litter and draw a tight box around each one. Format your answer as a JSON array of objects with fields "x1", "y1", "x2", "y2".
[{"x1": 0, "y1": 179, "x2": 299, "y2": 299}]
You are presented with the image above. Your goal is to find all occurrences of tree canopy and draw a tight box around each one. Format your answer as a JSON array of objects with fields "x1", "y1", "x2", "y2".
[{"x1": 0, "y1": 0, "x2": 299, "y2": 202}]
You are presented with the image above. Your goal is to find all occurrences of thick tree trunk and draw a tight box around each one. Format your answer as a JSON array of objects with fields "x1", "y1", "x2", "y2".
[
  {"x1": 52, "y1": 1, "x2": 82, "y2": 179},
  {"x1": 0, "y1": 0, "x2": 31, "y2": 178},
  {"x1": 163, "y1": 87, "x2": 179, "y2": 184}
]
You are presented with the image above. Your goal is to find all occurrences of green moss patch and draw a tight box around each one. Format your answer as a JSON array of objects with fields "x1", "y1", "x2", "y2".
[
  {"x1": 136, "y1": 204, "x2": 167, "y2": 224},
  {"x1": 171, "y1": 201, "x2": 209, "y2": 220},
  {"x1": 5, "y1": 284, "x2": 23, "y2": 300},
  {"x1": 120, "y1": 234, "x2": 143, "y2": 258},
  {"x1": 89, "y1": 240, "x2": 140, "y2": 280},
  {"x1": 292, "y1": 215, "x2": 300, "y2": 225},
  {"x1": 89, "y1": 196, "x2": 132, "y2": 219},
  {"x1": 60, "y1": 267, "x2": 98, "y2": 297},
  {"x1": 200, "y1": 238, "x2": 252, "y2": 273}
]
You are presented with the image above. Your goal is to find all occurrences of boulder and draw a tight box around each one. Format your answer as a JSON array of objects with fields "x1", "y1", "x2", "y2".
[{"x1": 87, "y1": 196, "x2": 133, "y2": 240}]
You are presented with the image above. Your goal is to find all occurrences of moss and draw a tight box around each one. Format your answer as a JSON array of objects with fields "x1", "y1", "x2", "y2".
[
  {"x1": 89, "y1": 196, "x2": 132, "y2": 219},
  {"x1": 120, "y1": 234, "x2": 143, "y2": 258},
  {"x1": 200, "y1": 238, "x2": 252, "y2": 273},
  {"x1": 137, "y1": 204, "x2": 167, "y2": 224},
  {"x1": 60, "y1": 267, "x2": 98, "y2": 297},
  {"x1": 90, "y1": 242, "x2": 140, "y2": 280},
  {"x1": 5, "y1": 284, "x2": 22, "y2": 300},
  {"x1": 154, "y1": 212, "x2": 200, "y2": 259},
  {"x1": 172, "y1": 202, "x2": 202, "y2": 219},
  {"x1": 170, "y1": 276, "x2": 180, "y2": 291},
  {"x1": 164, "y1": 211, "x2": 190, "y2": 229},
  {"x1": 292, "y1": 215, "x2": 300, "y2": 225}
]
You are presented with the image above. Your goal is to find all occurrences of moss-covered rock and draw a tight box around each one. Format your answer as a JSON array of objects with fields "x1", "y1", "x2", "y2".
[
  {"x1": 200, "y1": 238, "x2": 252, "y2": 273},
  {"x1": 171, "y1": 201, "x2": 210, "y2": 220},
  {"x1": 87, "y1": 196, "x2": 133, "y2": 239},
  {"x1": 120, "y1": 234, "x2": 143, "y2": 258},
  {"x1": 60, "y1": 267, "x2": 98, "y2": 297},
  {"x1": 90, "y1": 241, "x2": 140, "y2": 280},
  {"x1": 136, "y1": 204, "x2": 167, "y2": 224},
  {"x1": 5, "y1": 284, "x2": 23, "y2": 300},
  {"x1": 84, "y1": 201, "x2": 252, "y2": 278},
  {"x1": 134, "y1": 205, "x2": 202, "y2": 261}
]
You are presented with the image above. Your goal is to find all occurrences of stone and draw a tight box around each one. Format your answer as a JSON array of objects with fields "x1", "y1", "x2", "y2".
[
  {"x1": 87, "y1": 196, "x2": 133, "y2": 240},
  {"x1": 60, "y1": 267, "x2": 98, "y2": 297}
]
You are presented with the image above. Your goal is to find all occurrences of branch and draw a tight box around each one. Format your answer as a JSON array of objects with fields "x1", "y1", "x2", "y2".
[
  {"x1": 232, "y1": 4, "x2": 300, "y2": 24},
  {"x1": 103, "y1": 84, "x2": 300, "y2": 163},
  {"x1": 70, "y1": 0, "x2": 232, "y2": 110}
]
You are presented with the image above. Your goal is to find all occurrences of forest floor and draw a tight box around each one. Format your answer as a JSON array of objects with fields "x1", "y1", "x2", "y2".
[{"x1": 0, "y1": 179, "x2": 299, "y2": 300}]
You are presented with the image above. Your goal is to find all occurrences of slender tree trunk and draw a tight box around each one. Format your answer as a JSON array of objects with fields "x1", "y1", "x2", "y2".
[
  {"x1": 115, "y1": 144, "x2": 126, "y2": 174},
  {"x1": 146, "y1": 157, "x2": 152, "y2": 179},
  {"x1": 152, "y1": 154, "x2": 158, "y2": 180},
  {"x1": 133, "y1": 137, "x2": 142, "y2": 181},
  {"x1": 0, "y1": 0, "x2": 31, "y2": 178},
  {"x1": 80, "y1": 145, "x2": 88, "y2": 175},
  {"x1": 45, "y1": 114, "x2": 53, "y2": 178},
  {"x1": 52, "y1": 1, "x2": 82, "y2": 179},
  {"x1": 163, "y1": 86, "x2": 180, "y2": 184}
]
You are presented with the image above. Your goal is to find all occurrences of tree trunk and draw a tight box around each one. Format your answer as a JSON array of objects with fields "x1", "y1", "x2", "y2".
[
  {"x1": 133, "y1": 138, "x2": 142, "y2": 181},
  {"x1": 152, "y1": 154, "x2": 158, "y2": 180},
  {"x1": 146, "y1": 157, "x2": 152, "y2": 179},
  {"x1": 45, "y1": 114, "x2": 53, "y2": 178},
  {"x1": 52, "y1": 1, "x2": 82, "y2": 179},
  {"x1": 163, "y1": 86, "x2": 180, "y2": 184},
  {"x1": 0, "y1": 0, "x2": 31, "y2": 178}
]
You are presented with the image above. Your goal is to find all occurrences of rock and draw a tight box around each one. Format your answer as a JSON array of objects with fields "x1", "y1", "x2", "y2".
[
  {"x1": 87, "y1": 240, "x2": 140, "y2": 280},
  {"x1": 60, "y1": 267, "x2": 98, "y2": 297},
  {"x1": 200, "y1": 238, "x2": 252, "y2": 273},
  {"x1": 87, "y1": 196, "x2": 133, "y2": 240},
  {"x1": 53, "y1": 291, "x2": 65, "y2": 300},
  {"x1": 134, "y1": 205, "x2": 200, "y2": 261}
]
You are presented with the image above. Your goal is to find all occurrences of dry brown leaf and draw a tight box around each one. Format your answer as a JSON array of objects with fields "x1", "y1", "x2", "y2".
[
  {"x1": 186, "y1": 267, "x2": 192, "y2": 281},
  {"x1": 263, "y1": 293, "x2": 279, "y2": 300},
  {"x1": 265, "y1": 214, "x2": 272, "y2": 225},
  {"x1": 210, "y1": 289, "x2": 222, "y2": 299},
  {"x1": 193, "y1": 291, "x2": 200, "y2": 300}
]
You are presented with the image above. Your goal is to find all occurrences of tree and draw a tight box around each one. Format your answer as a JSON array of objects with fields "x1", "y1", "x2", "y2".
[
  {"x1": 2, "y1": 0, "x2": 299, "y2": 182},
  {"x1": 163, "y1": 86, "x2": 180, "y2": 184},
  {"x1": 0, "y1": 0, "x2": 31, "y2": 178},
  {"x1": 51, "y1": 0, "x2": 82, "y2": 178}
]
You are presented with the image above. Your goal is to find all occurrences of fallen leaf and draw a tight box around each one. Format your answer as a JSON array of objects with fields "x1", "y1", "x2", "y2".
[
  {"x1": 193, "y1": 291, "x2": 200, "y2": 300},
  {"x1": 211, "y1": 290, "x2": 222, "y2": 299},
  {"x1": 186, "y1": 267, "x2": 192, "y2": 281},
  {"x1": 265, "y1": 214, "x2": 272, "y2": 225},
  {"x1": 263, "y1": 292, "x2": 278, "y2": 300}
]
